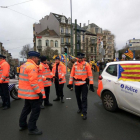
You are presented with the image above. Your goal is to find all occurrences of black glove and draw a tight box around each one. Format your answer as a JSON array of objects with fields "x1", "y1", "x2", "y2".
[
  {"x1": 37, "y1": 93, "x2": 43, "y2": 99},
  {"x1": 59, "y1": 78, "x2": 62, "y2": 81},
  {"x1": 53, "y1": 76, "x2": 57, "y2": 79},
  {"x1": 67, "y1": 84, "x2": 73, "y2": 89},
  {"x1": 51, "y1": 78, "x2": 53, "y2": 82},
  {"x1": 46, "y1": 78, "x2": 51, "y2": 81},
  {"x1": 89, "y1": 84, "x2": 95, "y2": 92}
]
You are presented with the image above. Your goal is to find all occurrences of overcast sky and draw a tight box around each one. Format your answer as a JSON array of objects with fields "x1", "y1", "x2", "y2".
[{"x1": 0, "y1": 0, "x2": 140, "y2": 59}]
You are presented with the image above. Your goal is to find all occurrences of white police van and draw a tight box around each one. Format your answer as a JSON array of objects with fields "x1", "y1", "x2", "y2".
[{"x1": 97, "y1": 61, "x2": 140, "y2": 116}]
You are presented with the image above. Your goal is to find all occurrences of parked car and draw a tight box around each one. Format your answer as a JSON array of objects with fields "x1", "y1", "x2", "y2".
[{"x1": 97, "y1": 61, "x2": 140, "y2": 116}]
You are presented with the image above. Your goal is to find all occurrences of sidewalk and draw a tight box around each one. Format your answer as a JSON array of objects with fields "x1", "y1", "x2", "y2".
[{"x1": 66, "y1": 71, "x2": 99, "y2": 88}]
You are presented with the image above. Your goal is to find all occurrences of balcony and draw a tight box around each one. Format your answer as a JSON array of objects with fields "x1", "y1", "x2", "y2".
[
  {"x1": 65, "y1": 33, "x2": 71, "y2": 37},
  {"x1": 61, "y1": 33, "x2": 71, "y2": 37},
  {"x1": 61, "y1": 42, "x2": 65, "y2": 45},
  {"x1": 37, "y1": 46, "x2": 42, "y2": 50},
  {"x1": 65, "y1": 42, "x2": 70, "y2": 46}
]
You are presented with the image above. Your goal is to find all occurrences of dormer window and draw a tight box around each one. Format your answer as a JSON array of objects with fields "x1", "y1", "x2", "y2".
[
  {"x1": 68, "y1": 17, "x2": 71, "y2": 24},
  {"x1": 61, "y1": 16, "x2": 65, "y2": 23}
]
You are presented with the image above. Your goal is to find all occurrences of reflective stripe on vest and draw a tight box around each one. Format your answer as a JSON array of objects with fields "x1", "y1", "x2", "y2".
[{"x1": 74, "y1": 62, "x2": 88, "y2": 76}]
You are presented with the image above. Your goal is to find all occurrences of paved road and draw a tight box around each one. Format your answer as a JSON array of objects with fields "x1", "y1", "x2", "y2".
[{"x1": 1, "y1": 81, "x2": 140, "y2": 140}]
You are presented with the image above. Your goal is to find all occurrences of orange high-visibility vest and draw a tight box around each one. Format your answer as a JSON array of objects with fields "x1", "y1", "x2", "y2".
[
  {"x1": 0, "y1": 60, "x2": 10, "y2": 83},
  {"x1": 52, "y1": 62, "x2": 66, "y2": 84},
  {"x1": 39, "y1": 62, "x2": 53, "y2": 87},
  {"x1": 69, "y1": 61, "x2": 94, "y2": 86},
  {"x1": 18, "y1": 59, "x2": 45, "y2": 100}
]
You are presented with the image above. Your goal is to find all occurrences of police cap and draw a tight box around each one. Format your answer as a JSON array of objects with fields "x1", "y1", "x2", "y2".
[
  {"x1": 77, "y1": 53, "x2": 85, "y2": 59},
  {"x1": 40, "y1": 56, "x2": 47, "y2": 62},
  {"x1": 28, "y1": 51, "x2": 40, "y2": 58},
  {"x1": 0, "y1": 55, "x2": 6, "y2": 59}
]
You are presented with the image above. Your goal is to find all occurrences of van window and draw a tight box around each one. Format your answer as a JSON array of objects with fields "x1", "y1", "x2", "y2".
[{"x1": 106, "y1": 64, "x2": 117, "y2": 76}]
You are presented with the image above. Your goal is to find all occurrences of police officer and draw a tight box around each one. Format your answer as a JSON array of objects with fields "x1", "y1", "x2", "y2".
[
  {"x1": 18, "y1": 51, "x2": 45, "y2": 135},
  {"x1": 39, "y1": 56, "x2": 53, "y2": 108},
  {"x1": 67, "y1": 53, "x2": 94, "y2": 120},
  {"x1": 52, "y1": 56, "x2": 66, "y2": 103},
  {"x1": 0, "y1": 55, "x2": 10, "y2": 110}
]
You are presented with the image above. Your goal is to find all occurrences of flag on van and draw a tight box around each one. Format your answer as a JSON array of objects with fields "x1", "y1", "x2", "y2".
[
  {"x1": 118, "y1": 63, "x2": 140, "y2": 82},
  {"x1": 124, "y1": 49, "x2": 133, "y2": 58}
]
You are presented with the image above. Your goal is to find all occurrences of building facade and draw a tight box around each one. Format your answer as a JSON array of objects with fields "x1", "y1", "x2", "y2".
[
  {"x1": 35, "y1": 28, "x2": 61, "y2": 54},
  {"x1": 33, "y1": 13, "x2": 71, "y2": 54},
  {"x1": 103, "y1": 30, "x2": 115, "y2": 60},
  {"x1": 129, "y1": 38, "x2": 140, "y2": 50}
]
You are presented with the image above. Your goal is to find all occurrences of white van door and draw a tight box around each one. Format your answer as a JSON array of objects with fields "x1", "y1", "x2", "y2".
[
  {"x1": 116, "y1": 80, "x2": 140, "y2": 114},
  {"x1": 102, "y1": 64, "x2": 118, "y2": 96},
  {"x1": 114, "y1": 63, "x2": 140, "y2": 114}
]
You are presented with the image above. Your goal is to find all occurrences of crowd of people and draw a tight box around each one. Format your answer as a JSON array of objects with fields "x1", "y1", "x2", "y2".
[
  {"x1": 0, "y1": 51, "x2": 95, "y2": 135},
  {"x1": 1, "y1": 50, "x2": 139, "y2": 135}
]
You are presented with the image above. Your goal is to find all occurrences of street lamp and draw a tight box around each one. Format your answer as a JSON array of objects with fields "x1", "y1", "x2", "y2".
[{"x1": 70, "y1": 0, "x2": 73, "y2": 55}]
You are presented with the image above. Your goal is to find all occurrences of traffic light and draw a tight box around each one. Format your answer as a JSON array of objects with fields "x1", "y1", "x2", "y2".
[{"x1": 64, "y1": 48, "x2": 67, "y2": 55}]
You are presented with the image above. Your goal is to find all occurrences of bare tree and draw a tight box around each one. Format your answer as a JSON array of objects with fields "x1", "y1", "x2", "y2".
[
  {"x1": 20, "y1": 44, "x2": 33, "y2": 59},
  {"x1": 42, "y1": 47, "x2": 59, "y2": 60}
]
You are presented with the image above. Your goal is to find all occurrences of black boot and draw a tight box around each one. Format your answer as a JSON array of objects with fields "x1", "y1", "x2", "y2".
[
  {"x1": 40, "y1": 105, "x2": 45, "y2": 109},
  {"x1": 61, "y1": 98, "x2": 64, "y2": 103},
  {"x1": 28, "y1": 128, "x2": 42, "y2": 135},
  {"x1": 19, "y1": 126, "x2": 28, "y2": 131},
  {"x1": 44, "y1": 103, "x2": 53, "y2": 106},
  {"x1": 53, "y1": 97, "x2": 60, "y2": 101},
  {"x1": 77, "y1": 109, "x2": 82, "y2": 114},
  {"x1": 3, "y1": 106, "x2": 10, "y2": 110},
  {"x1": 83, "y1": 114, "x2": 87, "y2": 120}
]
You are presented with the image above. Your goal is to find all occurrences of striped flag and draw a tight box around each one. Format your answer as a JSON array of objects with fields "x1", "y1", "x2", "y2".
[
  {"x1": 118, "y1": 63, "x2": 140, "y2": 82},
  {"x1": 124, "y1": 49, "x2": 133, "y2": 58}
]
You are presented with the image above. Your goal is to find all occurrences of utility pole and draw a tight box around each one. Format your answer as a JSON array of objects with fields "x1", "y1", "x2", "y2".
[
  {"x1": 75, "y1": 19, "x2": 77, "y2": 57},
  {"x1": 95, "y1": 44, "x2": 96, "y2": 61},
  {"x1": 79, "y1": 23, "x2": 81, "y2": 53},
  {"x1": 70, "y1": 0, "x2": 73, "y2": 56}
]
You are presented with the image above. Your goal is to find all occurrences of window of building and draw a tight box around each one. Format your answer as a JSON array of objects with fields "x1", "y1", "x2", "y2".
[
  {"x1": 108, "y1": 55, "x2": 112, "y2": 58},
  {"x1": 91, "y1": 47, "x2": 93, "y2": 53},
  {"x1": 66, "y1": 28, "x2": 68, "y2": 33},
  {"x1": 38, "y1": 40, "x2": 42, "y2": 46},
  {"x1": 106, "y1": 64, "x2": 117, "y2": 76},
  {"x1": 83, "y1": 43, "x2": 85, "y2": 51},
  {"x1": 66, "y1": 38, "x2": 69, "y2": 43},
  {"x1": 68, "y1": 17, "x2": 71, "y2": 24},
  {"x1": 61, "y1": 38, "x2": 64, "y2": 43},
  {"x1": 50, "y1": 40, "x2": 54, "y2": 47},
  {"x1": 61, "y1": 16, "x2": 65, "y2": 23},
  {"x1": 61, "y1": 27, "x2": 64, "y2": 33},
  {"x1": 83, "y1": 35, "x2": 85, "y2": 42},
  {"x1": 55, "y1": 41, "x2": 58, "y2": 47},
  {"x1": 46, "y1": 40, "x2": 49, "y2": 46}
]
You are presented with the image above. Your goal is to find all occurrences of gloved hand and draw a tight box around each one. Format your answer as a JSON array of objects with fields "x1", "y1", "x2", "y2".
[
  {"x1": 59, "y1": 78, "x2": 62, "y2": 81},
  {"x1": 89, "y1": 84, "x2": 95, "y2": 92},
  {"x1": 67, "y1": 84, "x2": 73, "y2": 89},
  {"x1": 53, "y1": 76, "x2": 57, "y2": 79},
  {"x1": 46, "y1": 78, "x2": 51, "y2": 81},
  {"x1": 37, "y1": 93, "x2": 43, "y2": 99},
  {"x1": 51, "y1": 78, "x2": 53, "y2": 82}
]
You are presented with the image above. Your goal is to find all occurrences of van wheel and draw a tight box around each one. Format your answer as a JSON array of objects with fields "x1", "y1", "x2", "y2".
[{"x1": 102, "y1": 91, "x2": 118, "y2": 112}]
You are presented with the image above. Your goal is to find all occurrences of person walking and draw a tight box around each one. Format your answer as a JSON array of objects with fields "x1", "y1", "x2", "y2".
[
  {"x1": 52, "y1": 56, "x2": 66, "y2": 103},
  {"x1": 18, "y1": 51, "x2": 46, "y2": 135},
  {"x1": 0, "y1": 55, "x2": 10, "y2": 110},
  {"x1": 68, "y1": 58, "x2": 75, "y2": 91},
  {"x1": 67, "y1": 53, "x2": 94, "y2": 120},
  {"x1": 39, "y1": 56, "x2": 53, "y2": 108}
]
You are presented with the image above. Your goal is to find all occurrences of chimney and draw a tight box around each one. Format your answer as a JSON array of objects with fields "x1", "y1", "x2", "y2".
[
  {"x1": 88, "y1": 20, "x2": 90, "y2": 25},
  {"x1": 83, "y1": 23, "x2": 86, "y2": 27}
]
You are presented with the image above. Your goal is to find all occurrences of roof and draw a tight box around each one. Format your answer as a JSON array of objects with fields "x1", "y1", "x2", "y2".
[
  {"x1": 82, "y1": 23, "x2": 100, "y2": 30},
  {"x1": 37, "y1": 28, "x2": 59, "y2": 37},
  {"x1": 107, "y1": 61, "x2": 140, "y2": 65},
  {"x1": 51, "y1": 13, "x2": 69, "y2": 23}
]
